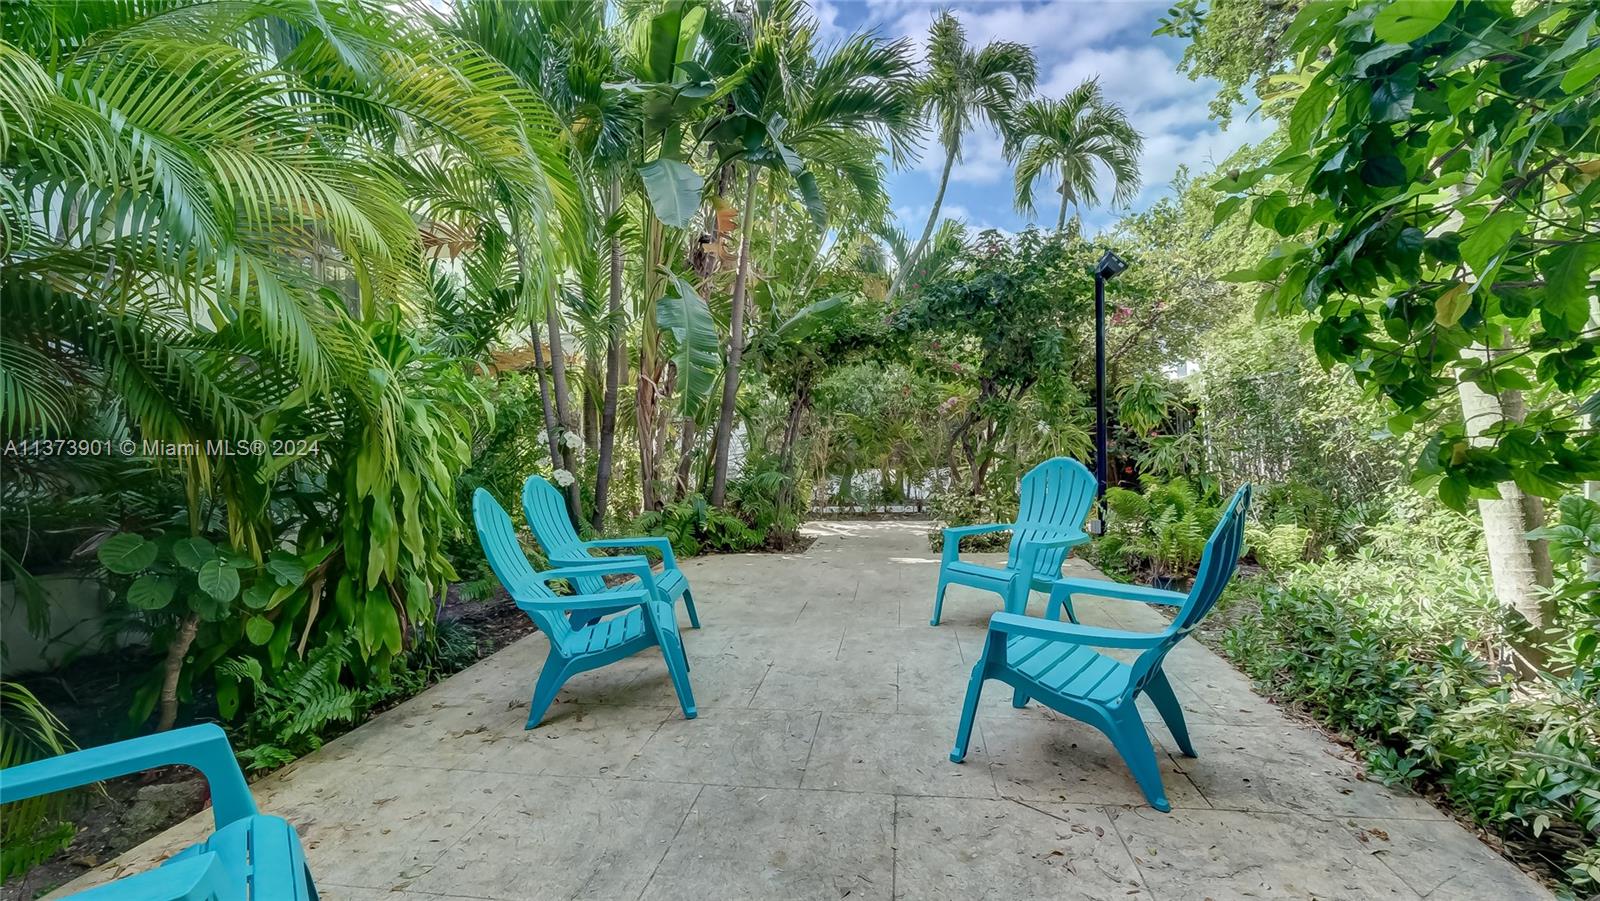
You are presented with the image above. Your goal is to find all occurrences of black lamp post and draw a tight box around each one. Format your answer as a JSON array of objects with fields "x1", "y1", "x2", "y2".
[{"x1": 1089, "y1": 249, "x2": 1127, "y2": 536}]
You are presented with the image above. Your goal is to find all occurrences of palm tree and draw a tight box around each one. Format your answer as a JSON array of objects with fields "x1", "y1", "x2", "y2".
[
  {"x1": 1009, "y1": 79, "x2": 1143, "y2": 233},
  {"x1": 886, "y1": 11, "x2": 1036, "y2": 301},
  {"x1": 2, "y1": 0, "x2": 576, "y2": 726},
  {"x1": 705, "y1": 2, "x2": 919, "y2": 505}
]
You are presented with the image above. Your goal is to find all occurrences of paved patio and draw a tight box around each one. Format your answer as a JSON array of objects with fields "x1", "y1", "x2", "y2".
[{"x1": 61, "y1": 521, "x2": 1550, "y2": 900}]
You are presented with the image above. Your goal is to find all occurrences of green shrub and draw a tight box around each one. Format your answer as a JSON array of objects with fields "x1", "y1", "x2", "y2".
[
  {"x1": 1099, "y1": 478, "x2": 1222, "y2": 583},
  {"x1": 634, "y1": 495, "x2": 762, "y2": 558},
  {"x1": 1217, "y1": 545, "x2": 1599, "y2": 894},
  {"x1": 926, "y1": 487, "x2": 1019, "y2": 553}
]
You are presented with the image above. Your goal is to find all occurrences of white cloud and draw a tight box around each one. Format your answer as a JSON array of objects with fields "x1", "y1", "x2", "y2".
[
  {"x1": 854, "y1": 1, "x2": 1273, "y2": 234},
  {"x1": 863, "y1": 0, "x2": 1161, "y2": 60},
  {"x1": 1129, "y1": 115, "x2": 1276, "y2": 206},
  {"x1": 914, "y1": 125, "x2": 1009, "y2": 185}
]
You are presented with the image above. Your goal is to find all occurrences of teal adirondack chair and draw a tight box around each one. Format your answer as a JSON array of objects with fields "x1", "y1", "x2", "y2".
[
  {"x1": 522, "y1": 476, "x2": 700, "y2": 630},
  {"x1": 474, "y1": 488, "x2": 696, "y2": 728},
  {"x1": 0, "y1": 724, "x2": 316, "y2": 899},
  {"x1": 931, "y1": 457, "x2": 1096, "y2": 625},
  {"x1": 951, "y1": 484, "x2": 1252, "y2": 812}
]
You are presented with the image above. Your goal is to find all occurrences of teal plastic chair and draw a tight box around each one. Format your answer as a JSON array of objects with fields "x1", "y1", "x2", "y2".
[
  {"x1": 951, "y1": 484, "x2": 1252, "y2": 812},
  {"x1": 522, "y1": 475, "x2": 700, "y2": 630},
  {"x1": 931, "y1": 457, "x2": 1096, "y2": 625},
  {"x1": 0, "y1": 724, "x2": 316, "y2": 899},
  {"x1": 474, "y1": 488, "x2": 696, "y2": 728}
]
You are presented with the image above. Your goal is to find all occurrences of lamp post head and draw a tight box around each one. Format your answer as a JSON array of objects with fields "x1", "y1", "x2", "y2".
[{"x1": 1095, "y1": 249, "x2": 1128, "y2": 280}]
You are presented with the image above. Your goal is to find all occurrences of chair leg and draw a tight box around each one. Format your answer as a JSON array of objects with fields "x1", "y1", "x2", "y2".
[
  {"x1": 1011, "y1": 688, "x2": 1030, "y2": 709},
  {"x1": 930, "y1": 575, "x2": 951, "y2": 626},
  {"x1": 1045, "y1": 592, "x2": 1079, "y2": 624},
  {"x1": 1108, "y1": 708, "x2": 1171, "y2": 812},
  {"x1": 681, "y1": 587, "x2": 701, "y2": 629},
  {"x1": 1004, "y1": 580, "x2": 1030, "y2": 616},
  {"x1": 525, "y1": 656, "x2": 571, "y2": 730},
  {"x1": 950, "y1": 664, "x2": 987, "y2": 762},
  {"x1": 1143, "y1": 670, "x2": 1195, "y2": 758},
  {"x1": 661, "y1": 633, "x2": 697, "y2": 719}
]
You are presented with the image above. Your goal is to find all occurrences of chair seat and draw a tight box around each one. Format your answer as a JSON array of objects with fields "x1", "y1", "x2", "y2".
[
  {"x1": 943, "y1": 560, "x2": 1016, "y2": 586},
  {"x1": 1006, "y1": 635, "x2": 1131, "y2": 705},
  {"x1": 563, "y1": 603, "x2": 656, "y2": 655}
]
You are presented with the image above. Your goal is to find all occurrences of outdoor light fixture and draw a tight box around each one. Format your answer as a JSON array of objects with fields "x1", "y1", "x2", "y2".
[
  {"x1": 1088, "y1": 250, "x2": 1127, "y2": 537},
  {"x1": 1095, "y1": 249, "x2": 1128, "y2": 280}
]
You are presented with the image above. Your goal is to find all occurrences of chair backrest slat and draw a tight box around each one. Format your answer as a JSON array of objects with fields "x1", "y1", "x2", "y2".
[
  {"x1": 1125, "y1": 483, "x2": 1252, "y2": 697},
  {"x1": 473, "y1": 488, "x2": 572, "y2": 643},
  {"x1": 522, "y1": 477, "x2": 586, "y2": 559},
  {"x1": 1006, "y1": 458, "x2": 1097, "y2": 579},
  {"x1": 522, "y1": 477, "x2": 613, "y2": 594}
]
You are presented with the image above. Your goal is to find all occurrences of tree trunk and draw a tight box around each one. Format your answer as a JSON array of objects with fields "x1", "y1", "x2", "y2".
[
  {"x1": 530, "y1": 321, "x2": 563, "y2": 467},
  {"x1": 637, "y1": 217, "x2": 666, "y2": 510},
  {"x1": 593, "y1": 181, "x2": 625, "y2": 532},
  {"x1": 774, "y1": 380, "x2": 812, "y2": 517},
  {"x1": 674, "y1": 419, "x2": 697, "y2": 500},
  {"x1": 543, "y1": 298, "x2": 585, "y2": 525},
  {"x1": 710, "y1": 166, "x2": 760, "y2": 506},
  {"x1": 582, "y1": 354, "x2": 600, "y2": 452},
  {"x1": 1056, "y1": 183, "x2": 1070, "y2": 233},
  {"x1": 888, "y1": 142, "x2": 957, "y2": 301},
  {"x1": 155, "y1": 614, "x2": 200, "y2": 731},
  {"x1": 1458, "y1": 342, "x2": 1555, "y2": 641}
]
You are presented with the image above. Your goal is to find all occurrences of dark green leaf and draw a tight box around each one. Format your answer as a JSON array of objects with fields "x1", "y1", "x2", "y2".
[
  {"x1": 98, "y1": 533, "x2": 156, "y2": 575},
  {"x1": 198, "y1": 559, "x2": 241, "y2": 602},
  {"x1": 172, "y1": 537, "x2": 215, "y2": 571},
  {"x1": 245, "y1": 615, "x2": 274, "y2": 645},
  {"x1": 127, "y1": 574, "x2": 177, "y2": 610}
]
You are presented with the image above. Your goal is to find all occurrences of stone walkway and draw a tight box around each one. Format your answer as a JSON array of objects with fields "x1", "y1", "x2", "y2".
[{"x1": 62, "y1": 521, "x2": 1550, "y2": 900}]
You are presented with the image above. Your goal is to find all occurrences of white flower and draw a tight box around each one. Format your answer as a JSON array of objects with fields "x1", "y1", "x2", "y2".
[
  {"x1": 561, "y1": 430, "x2": 583, "y2": 450},
  {"x1": 552, "y1": 468, "x2": 576, "y2": 487}
]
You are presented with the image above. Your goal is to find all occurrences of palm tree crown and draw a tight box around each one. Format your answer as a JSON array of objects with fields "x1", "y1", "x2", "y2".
[
  {"x1": 888, "y1": 11, "x2": 1036, "y2": 300},
  {"x1": 1009, "y1": 78, "x2": 1143, "y2": 232}
]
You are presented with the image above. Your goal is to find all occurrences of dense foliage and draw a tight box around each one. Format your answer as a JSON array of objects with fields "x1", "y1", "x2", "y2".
[{"x1": 1, "y1": 0, "x2": 1595, "y2": 894}]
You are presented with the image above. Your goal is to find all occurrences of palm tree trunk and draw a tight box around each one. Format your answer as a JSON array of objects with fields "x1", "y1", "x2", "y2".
[
  {"x1": 674, "y1": 418, "x2": 697, "y2": 500},
  {"x1": 593, "y1": 181, "x2": 625, "y2": 532},
  {"x1": 888, "y1": 143, "x2": 957, "y2": 301},
  {"x1": 1056, "y1": 185, "x2": 1069, "y2": 233},
  {"x1": 530, "y1": 321, "x2": 563, "y2": 467},
  {"x1": 710, "y1": 167, "x2": 759, "y2": 506},
  {"x1": 637, "y1": 217, "x2": 666, "y2": 510},
  {"x1": 544, "y1": 298, "x2": 585, "y2": 525},
  {"x1": 582, "y1": 356, "x2": 600, "y2": 451}
]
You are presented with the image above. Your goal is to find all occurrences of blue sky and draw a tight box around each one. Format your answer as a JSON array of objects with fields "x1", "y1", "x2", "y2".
[{"x1": 813, "y1": 0, "x2": 1277, "y2": 237}]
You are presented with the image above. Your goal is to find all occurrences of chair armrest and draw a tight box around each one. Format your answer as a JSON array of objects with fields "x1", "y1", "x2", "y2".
[
  {"x1": 540, "y1": 560, "x2": 658, "y2": 595},
  {"x1": 941, "y1": 522, "x2": 1014, "y2": 564},
  {"x1": 583, "y1": 535, "x2": 678, "y2": 569},
  {"x1": 1019, "y1": 531, "x2": 1088, "y2": 551},
  {"x1": 70, "y1": 852, "x2": 232, "y2": 901},
  {"x1": 1015, "y1": 532, "x2": 1089, "y2": 584},
  {"x1": 516, "y1": 588, "x2": 652, "y2": 614},
  {"x1": 0, "y1": 724, "x2": 256, "y2": 829},
  {"x1": 988, "y1": 612, "x2": 1168, "y2": 649},
  {"x1": 1050, "y1": 578, "x2": 1187, "y2": 608}
]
